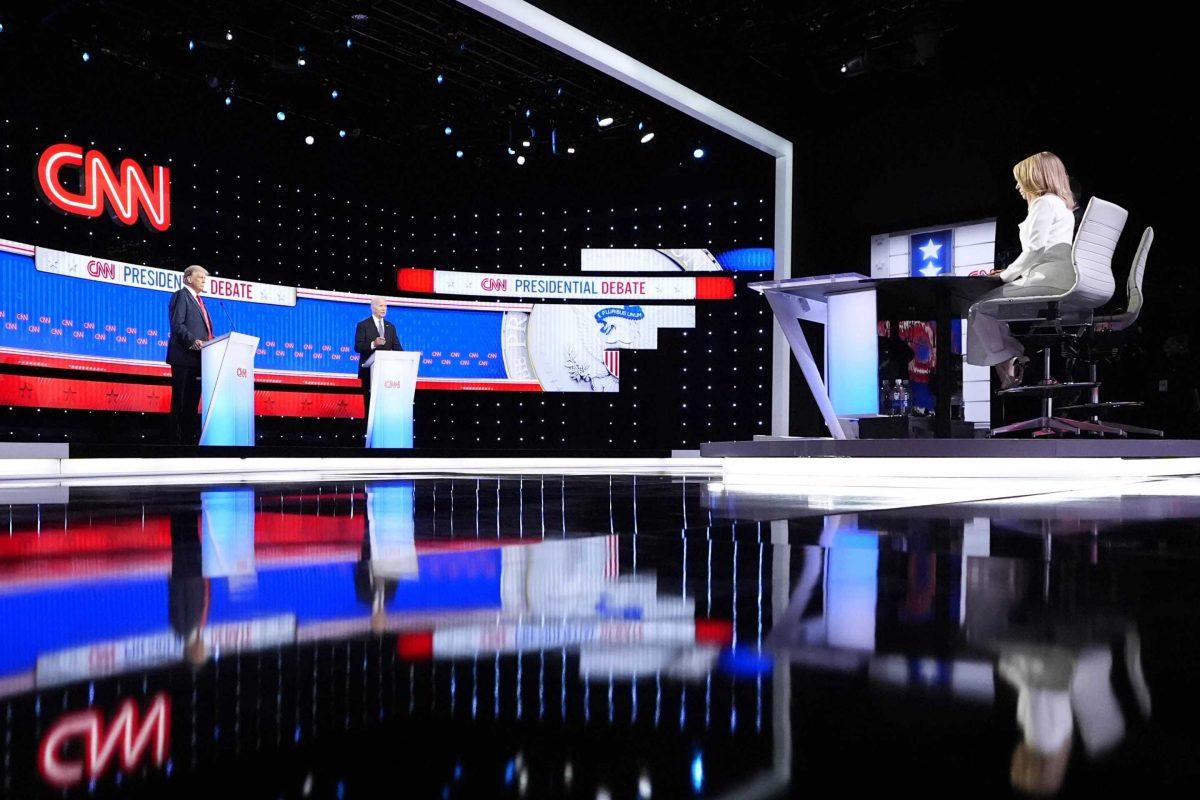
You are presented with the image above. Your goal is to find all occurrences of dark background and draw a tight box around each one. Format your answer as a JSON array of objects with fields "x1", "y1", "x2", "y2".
[{"x1": 1, "y1": 1, "x2": 1195, "y2": 444}]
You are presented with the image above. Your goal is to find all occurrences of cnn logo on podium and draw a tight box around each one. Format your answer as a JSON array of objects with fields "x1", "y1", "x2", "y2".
[{"x1": 38, "y1": 693, "x2": 171, "y2": 788}]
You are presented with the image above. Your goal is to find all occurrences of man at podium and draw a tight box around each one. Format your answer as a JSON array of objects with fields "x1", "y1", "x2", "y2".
[
  {"x1": 354, "y1": 297, "x2": 403, "y2": 421},
  {"x1": 166, "y1": 265, "x2": 215, "y2": 445}
]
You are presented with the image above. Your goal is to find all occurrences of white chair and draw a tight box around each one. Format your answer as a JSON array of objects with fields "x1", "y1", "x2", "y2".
[
  {"x1": 1059, "y1": 227, "x2": 1162, "y2": 436},
  {"x1": 990, "y1": 197, "x2": 1127, "y2": 437}
]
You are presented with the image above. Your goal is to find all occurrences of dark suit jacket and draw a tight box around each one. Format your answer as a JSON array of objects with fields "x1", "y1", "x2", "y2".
[
  {"x1": 355, "y1": 316, "x2": 402, "y2": 382},
  {"x1": 167, "y1": 288, "x2": 213, "y2": 367}
]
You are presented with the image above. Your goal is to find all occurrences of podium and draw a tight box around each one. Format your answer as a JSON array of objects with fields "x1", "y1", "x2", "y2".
[
  {"x1": 199, "y1": 332, "x2": 259, "y2": 446},
  {"x1": 363, "y1": 350, "x2": 420, "y2": 448}
]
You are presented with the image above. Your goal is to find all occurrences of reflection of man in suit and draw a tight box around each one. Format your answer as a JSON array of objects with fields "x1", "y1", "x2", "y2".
[
  {"x1": 166, "y1": 265, "x2": 215, "y2": 445},
  {"x1": 169, "y1": 496, "x2": 211, "y2": 668},
  {"x1": 353, "y1": 298, "x2": 402, "y2": 422},
  {"x1": 354, "y1": 530, "x2": 401, "y2": 633}
]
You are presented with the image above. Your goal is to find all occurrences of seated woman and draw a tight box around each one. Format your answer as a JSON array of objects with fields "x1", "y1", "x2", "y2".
[{"x1": 967, "y1": 152, "x2": 1078, "y2": 388}]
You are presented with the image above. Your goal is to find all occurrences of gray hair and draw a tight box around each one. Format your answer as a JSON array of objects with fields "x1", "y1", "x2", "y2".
[
  {"x1": 183, "y1": 265, "x2": 209, "y2": 282},
  {"x1": 370, "y1": 296, "x2": 388, "y2": 307}
]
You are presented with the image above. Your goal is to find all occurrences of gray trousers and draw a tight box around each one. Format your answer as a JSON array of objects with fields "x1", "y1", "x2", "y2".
[{"x1": 966, "y1": 244, "x2": 1075, "y2": 367}]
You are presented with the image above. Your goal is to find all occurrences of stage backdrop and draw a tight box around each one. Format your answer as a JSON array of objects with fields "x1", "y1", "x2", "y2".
[{"x1": 0, "y1": 239, "x2": 751, "y2": 417}]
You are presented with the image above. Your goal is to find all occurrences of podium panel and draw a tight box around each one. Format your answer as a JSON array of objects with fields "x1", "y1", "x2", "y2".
[
  {"x1": 364, "y1": 351, "x2": 421, "y2": 448},
  {"x1": 199, "y1": 332, "x2": 259, "y2": 446}
]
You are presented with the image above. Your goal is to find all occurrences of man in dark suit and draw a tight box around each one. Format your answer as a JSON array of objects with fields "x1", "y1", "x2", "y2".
[
  {"x1": 354, "y1": 297, "x2": 402, "y2": 421},
  {"x1": 167, "y1": 265, "x2": 215, "y2": 445}
]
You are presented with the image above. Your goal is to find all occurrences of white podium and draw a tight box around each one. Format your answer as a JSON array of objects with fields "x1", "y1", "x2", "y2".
[
  {"x1": 363, "y1": 350, "x2": 420, "y2": 448},
  {"x1": 199, "y1": 332, "x2": 259, "y2": 446}
]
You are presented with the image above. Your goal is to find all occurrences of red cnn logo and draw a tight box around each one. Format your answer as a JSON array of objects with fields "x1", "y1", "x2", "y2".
[
  {"x1": 38, "y1": 693, "x2": 171, "y2": 789},
  {"x1": 37, "y1": 144, "x2": 171, "y2": 232}
]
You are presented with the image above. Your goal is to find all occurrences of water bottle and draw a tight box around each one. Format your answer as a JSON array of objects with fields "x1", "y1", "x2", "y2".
[{"x1": 881, "y1": 380, "x2": 892, "y2": 415}]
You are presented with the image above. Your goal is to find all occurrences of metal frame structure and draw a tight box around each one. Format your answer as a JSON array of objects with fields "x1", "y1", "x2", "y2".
[{"x1": 457, "y1": 0, "x2": 795, "y2": 437}]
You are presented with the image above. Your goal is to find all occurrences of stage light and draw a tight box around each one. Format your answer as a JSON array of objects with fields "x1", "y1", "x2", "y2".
[
  {"x1": 841, "y1": 64, "x2": 847, "y2": 73},
  {"x1": 444, "y1": 126, "x2": 452, "y2": 135},
  {"x1": 436, "y1": 73, "x2": 445, "y2": 84},
  {"x1": 516, "y1": 155, "x2": 526, "y2": 165},
  {"x1": 276, "y1": 111, "x2": 286, "y2": 121},
  {"x1": 297, "y1": 56, "x2": 307, "y2": 67},
  {"x1": 506, "y1": 147, "x2": 516, "y2": 155},
  {"x1": 637, "y1": 121, "x2": 644, "y2": 131},
  {"x1": 331, "y1": 89, "x2": 339, "y2": 99},
  {"x1": 525, "y1": 109, "x2": 532, "y2": 118},
  {"x1": 338, "y1": 129, "x2": 346, "y2": 138},
  {"x1": 521, "y1": 140, "x2": 530, "y2": 148},
  {"x1": 225, "y1": 30, "x2": 233, "y2": 41},
  {"x1": 305, "y1": 135, "x2": 314, "y2": 145},
  {"x1": 81, "y1": 51, "x2": 90, "y2": 62},
  {"x1": 566, "y1": 147, "x2": 576, "y2": 154},
  {"x1": 640, "y1": 132, "x2": 655, "y2": 143},
  {"x1": 597, "y1": 116, "x2": 614, "y2": 127},
  {"x1": 455, "y1": 150, "x2": 464, "y2": 158},
  {"x1": 224, "y1": 96, "x2": 232, "y2": 106},
  {"x1": 187, "y1": 39, "x2": 194, "y2": 51},
  {"x1": 345, "y1": 37, "x2": 353, "y2": 48},
  {"x1": 693, "y1": 148, "x2": 705, "y2": 159}
]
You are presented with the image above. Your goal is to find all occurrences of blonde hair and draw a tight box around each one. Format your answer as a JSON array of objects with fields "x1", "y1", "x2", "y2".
[{"x1": 1013, "y1": 152, "x2": 1076, "y2": 210}]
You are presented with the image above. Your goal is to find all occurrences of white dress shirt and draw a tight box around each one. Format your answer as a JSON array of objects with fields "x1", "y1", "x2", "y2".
[
  {"x1": 370, "y1": 316, "x2": 385, "y2": 349},
  {"x1": 999, "y1": 194, "x2": 1076, "y2": 283}
]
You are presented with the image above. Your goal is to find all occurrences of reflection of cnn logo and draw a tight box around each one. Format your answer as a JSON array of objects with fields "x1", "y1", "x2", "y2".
[
  {"x1": 480, "y1": 277, "x2": 507, "y2": 292},
  {"x1": 236, "y1": 367, "x2": 248, "y2": 378},
  {"x1": 38, "y1": 693, "x2": 171, "y2": 788},
  {"x1": 37, "y1": 143, "x2": 171, "y2": 232}
]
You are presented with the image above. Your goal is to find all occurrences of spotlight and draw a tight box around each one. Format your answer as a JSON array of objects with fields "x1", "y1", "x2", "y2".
[
  {"x1": 187, "y1": 39, "x2": 195, "y2": 51},
  {"x1": 331, "y1": 89, "x2": 339, "y2": 99},
  {"x1": 276, "y1": 111, "x2": 286, "y2": 121},
  {"x1": 225, "y1": 30, "x2": 233, "y2": 41},
  {"x1": 693, "y1": 147, "x2": 705, "y2": 159},
  {"x1": 637, "y1": 121, "x2": 644, "y2": 131},
  {"x1": 455, "y1": 150, "x2": 464, "y2": 158},
  {"x1": 81, "y1": 51, "x2": 90, "y2": 62},
  {"x1": 597, "y1": 116, "x2": 614, "y2": 128},
  {"x1": 305, "y1": 135, "x2": 314, "y2": 145},
  {"x1": 338, "y1": 129, "x2": 347, "y2": 138},
  {"x1": 521, "y1": 140, "x2": 530, "y2": 148},
  {"x1": 297, "y1": 56, "x2": 307, "y2": 67},
  {"x1": 516, "y1": 155, "x2": 526, "y2": 165},
  {"x1": 840, "y1": 64, "x2": 847, "y2": 73},
  {"x1": 224, "y1": 96, "x2": 232, "y2": 106},
  {"x1": 555, "y1": 86, "x2": 563, "y2": 97},
  {"x1": 345, "y1": 37, "x2": 353, "y2": 48},
  {"x1": 507, "y1": 147, "x2": 516, "y2": 155},
  {"x1": 436, "y1": 73, "x2": 444, "y2": 85},
  {"x1": 566, "y1": 147, "x2": 576, "y2": 154},
  {"x1": 525, "y1": 109, "x2": 532, "y2": 118},
  {"x1": 640, "y1": 132, "x2": 655, "y2": 143},
  {"x1": 0, "y1": 23, "x2": 5, "y2": 34},
  {"x1": 444, "y1": 126, "x2": 453, "y2": 136}
]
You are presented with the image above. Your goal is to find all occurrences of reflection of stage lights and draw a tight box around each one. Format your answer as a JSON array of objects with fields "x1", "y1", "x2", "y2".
[
  {"x1": 516, "y1": 155, "x2": 526, "y2": 165},
  {"x1": 597, "y1": 116, "x2": 614, "y2": 127},
  {"x1": 566, "y1": 147, "x2": 576, "y2": 154},
  {"x1": 338, "y1": 129, "x2": 346, "y2": 138},
  {"x1": 436, "y1": 73, "x2": 444, "y2": 84},
  {"x1": 640, "y1": 132, "x2": 655, "y2": 144},
  {"x1": 455, "y1": 150, "x2": 463, "y2": 158},
  {"x1": 297, "y1": 56, "x2": 307, "y2": 67},
  {"x1": 304, "y1": 135, "x2": 314, "y2": 145},
  {"x1": 81, "y1": 51, "x2": 91, "y2": 62},
  {"x1": 276, "y1": 111, "x2": 286, "y2": 121},
  {"x1": 507, "y1": 147, "x2": 516, "y2": 155},
  {"x1": 225, "y1": 30, "x2": 233, "y2": 41},
  {"x1": 521, "y1": 140, "x2": 530, "y2": 147},
  {"x1": 330, "y1": 89, "x2": 339, "y2": 99},
  {"x1": 224, "y1": 96, "x2": 232, "y2": 106},
  {"x1": 693, "y1": 148, "x2": 705, "y2": 159},
  {"x1": 443, "y1": 125, "x2": 452, "y2": 136}
]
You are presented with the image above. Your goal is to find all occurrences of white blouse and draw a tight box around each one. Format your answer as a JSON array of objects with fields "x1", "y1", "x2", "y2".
[{"x1": 999, "y1": 194, "x2": 1076, "y2": 283}]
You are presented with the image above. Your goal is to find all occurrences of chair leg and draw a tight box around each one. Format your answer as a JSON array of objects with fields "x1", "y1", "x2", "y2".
[
  {"x1": 1059, "y1": 417, "x2": 1128, "y2": 437},
  {"x1": 1104, "y1": 421, "x2": 1164, "y2": 438}
]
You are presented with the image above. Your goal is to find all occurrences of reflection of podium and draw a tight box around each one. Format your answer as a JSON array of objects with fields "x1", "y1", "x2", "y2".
[
  {"x1": 363, "y1": 351, "x2": 420, "y2": 448},
  {"x1": 199, "y1": 332, "x2": 259, "y2": 446}
]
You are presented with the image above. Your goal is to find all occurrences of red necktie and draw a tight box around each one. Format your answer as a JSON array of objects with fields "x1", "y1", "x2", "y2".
[{"x1": 195, "y1": 294, "x2": 214, "y2": 340}]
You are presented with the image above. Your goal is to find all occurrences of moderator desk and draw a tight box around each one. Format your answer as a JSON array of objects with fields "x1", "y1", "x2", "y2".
[{"x1": 751, "y1": 274, "x2": 1001, "y2": 439}]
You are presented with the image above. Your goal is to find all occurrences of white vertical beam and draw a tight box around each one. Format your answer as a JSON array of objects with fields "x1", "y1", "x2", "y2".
[{"x1": 456, "y1": 0, "x2": 795, "y2": 436}]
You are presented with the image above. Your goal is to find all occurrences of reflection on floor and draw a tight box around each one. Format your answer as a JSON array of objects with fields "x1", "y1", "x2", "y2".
[{"x1": 2, "y1": 472, "x2": 1199, "y2": 797}]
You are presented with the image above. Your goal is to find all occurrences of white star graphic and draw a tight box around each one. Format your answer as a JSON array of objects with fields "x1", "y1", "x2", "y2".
[
  {"x1": 918, "y1": 239, "x2": 943, "y2": 262},
  {"x1": 919, "y1": 263, "x2": 943, "y2": 278}
]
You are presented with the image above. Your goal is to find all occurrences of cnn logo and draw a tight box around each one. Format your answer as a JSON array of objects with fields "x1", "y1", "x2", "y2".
[
  {"x1": 37, "y1": 144, "x2": 171, "y2": 232},
  {"x1": 38, "y1": 693, "x2": 171, "y2": 788}
]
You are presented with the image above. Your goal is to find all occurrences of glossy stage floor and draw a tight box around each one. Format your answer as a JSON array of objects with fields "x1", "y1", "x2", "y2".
[{"x1": 3, "y1": 452, "x2": 1200, "y2": 798}]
